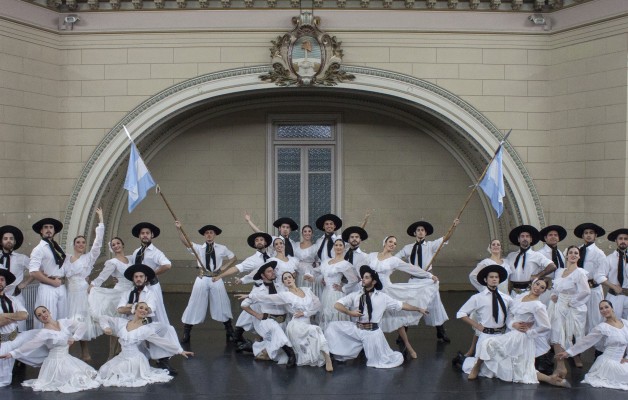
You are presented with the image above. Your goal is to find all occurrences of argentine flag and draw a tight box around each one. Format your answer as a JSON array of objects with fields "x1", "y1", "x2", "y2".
[
  {"x1": 124, "y1": 143, "x2": 156, "y2": 213},
  {"x1": 479, "y1": 146, "x2": 505, "y2": 218}
]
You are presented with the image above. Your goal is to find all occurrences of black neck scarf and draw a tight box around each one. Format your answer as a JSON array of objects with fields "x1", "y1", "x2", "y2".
[
  {"x1": 344, "y1": 248, "x2": 355, "y2": 263},
  {"x1": 550, "y1": 245, "x2": 564, "y2": 269},
  {"x1": 0, "y1": 293, "x2": 14, "y2": 313},
  {"x1": 259, "y1": 251, "x2": 269, "y2": 262},
  {"x1": 128, "y1": 285, "x2": 144, "y2": 304},
  {"x1": 263, "y1": 281, "x2": 277, "y2": 294},
  {"x1": 283, "y1": 237, "x2": 294, "y2": 257},
  {"x1": 359, "y1": 286, "x2": 375, "y2": 322},
  {"x1": 0, "y1": 251, "x2": 11, "y2": 271},
  {"x1": 618, "y1": 249, "x2": 626, "y2": 287},
  {"x1": 410, "y1": 240, "x2": 425, "y2": 267},
  {"x1": 513, "y1": 247, "x2": 528, "y2": 270},
  {"x1": 44, "y1": 238, "x2": 66, "y2": 267},
  {"x1": 487, "y1": 286, "x2": 507, "y2": 324},
  {"x1": 317, "y1": 234, "x2": 334, "y2": 259},
  {"x1": 205, "y1": 242, "x2": 217, "y2": 271},
  {"x1": 135, "y1": 243, "x2": 150, "y2": 265},
  {"x1": 578, "y1": 243, "x2": 593, "y2": 268}
]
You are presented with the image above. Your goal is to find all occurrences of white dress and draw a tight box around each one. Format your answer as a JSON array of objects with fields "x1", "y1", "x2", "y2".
[
  {"x1": 89, "y1": 256, "x2": 133, "y2": 319},
  {"x1": 269, "y1": 256, "x2": 299, "y2": 292},
  {"x1": 97, "y1": 317, "x2": 183, "y2": 387},
  {"x1": 566, "y1": 319, "x2": 628, "y2": 390},
  {"x1": 367, "y1": 253, "x2": 439, "y2": 332},
  {"x1": 9, "y1": 319, "x2": 100, "y2": 393},
  {"x1": 316, "y1": 259, "x2": 359, "y2": 331},
  {"x1": 548, "y1": 268, "x2": 591, "y2": 349},
  {"x1": 294, "y1": 243, "x2": 321, "y2": 295},
  {"x1": 476, "y1": 296, "x2": 551, "y2": 384},
  {"x1": 250, "y1": 288, "x2": 329, "y2": 367},
  {"x1": 64, "y1": 223, "x2": 104, "y2": 340}
]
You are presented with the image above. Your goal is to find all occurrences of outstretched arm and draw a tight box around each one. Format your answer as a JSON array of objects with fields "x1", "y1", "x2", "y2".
[{"x1": 244, "y1": 211, "x2": 262, "y2": 233}]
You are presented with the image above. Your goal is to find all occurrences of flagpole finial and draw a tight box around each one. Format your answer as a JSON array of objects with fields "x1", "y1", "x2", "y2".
[{"x1": 123, "y1": 125, "x2": 134, "y2": 143}]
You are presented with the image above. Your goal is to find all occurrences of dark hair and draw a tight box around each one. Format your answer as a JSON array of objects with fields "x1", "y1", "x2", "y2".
[
  {"x1": 281, "y1": 271, "x2": 295, "y2": 281},
  {"x1": 534, "y1": 277, "x2": 552, "y2": 291},
  {"x1": 34, "y1": 305, "x2": 49, "y2": 320},
  {"x1": 73, "y1": 235, "x2": 86, "y2": 245},
  {"x1": 600, "y1": 299, "x2": 613, "y2": 309},
  {"x1": 334, "y1": 238, "x2": 345, "y2": 245},
  {"x1": 566, "y1": 244, "x2": 579, "y2": 252},
  {"x1": 111, "y1": 237, "x2": 125, "y2": 247},
  {"x1": 301, "y1": 225, "x2": 313, "y2": 233}
]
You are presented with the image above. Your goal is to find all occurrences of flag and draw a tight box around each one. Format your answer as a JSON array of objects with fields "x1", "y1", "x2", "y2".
[
  {"x1": 124, "y1": 142, "x2": 156, "y2": 213},
  {"x1": 479, "y1": 146, "x2": 505, "y2": 218}
]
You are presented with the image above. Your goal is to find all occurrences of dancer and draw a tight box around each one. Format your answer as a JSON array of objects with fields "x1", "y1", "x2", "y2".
[
  {"x1": 557, "y1": 300, "x2": 628, "y2": 390},
  {"x1": 325, "y1": 265, "x2": 428, "y2": 368},
  {"x1": 603, "y1": 228, "x2": 628, "y2": 319},
  {"x1": 176, "y1": 221, "x2": 237, "y2": 344},
  {"x1": 314, "y1": 214, "x2": 342, "y2": 264},
  {"x1": 0, "y1": 269, "x2": 28, "y2": 387},
  {"x1": 64, "y1": 207, "x2": 104, "y2": 361},
  {"x1": 548, "y1": 245, "x2": 591, "y2": 376},
  {"x1": 245, "y1": 213, "x2": 299, "y2": 258},
  {"x1": 98, "y1": 302, "x2": 194, "y2": 387},
  {"x1": 505, "y1": 225, "x2": 556, "y2": 296},
  {"x1": 472, "y1": 277, "x2": 569, "y2": 387},
  {"x1": 0, "y1": 225, "x2": 32, "y2": 332},
  {"x1": 266, "y1": 237, "x2": 299, "y2": 292},
  {"x1": 1, "y1": 306, "x2": 100, "y2": 393},
  {"x1": 293, "y1": 225, "x2": 319, "y2": 293}
]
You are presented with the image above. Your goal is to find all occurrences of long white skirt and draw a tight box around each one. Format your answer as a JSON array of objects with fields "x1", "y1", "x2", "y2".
[
  {"x1": 476, "y1": 330, "x2": 538, "y2": 384},
  {"x1": 548, "y1": 294, "x2": 587, "y2": 349},
  {"x1": 320, "y1": 287, "x2": 351, "y2": 332},
  {"x1": 89, "y1": 281, "x2": 134, "y2": 319},
  {"x1": 580, "y1": 345, "x2": 628, "y2": 390},
  {"x1": 148, "y1": 282, "x2": 170, "y2": 325},
  {"x1": 181, "y1": 276, "x2": 232, "y2": 325},
  {"x1": 325, "y1": 321, "x2": 404, "y2": 369},
  {"x1": 380, "y1": 279, "x2": 439, "y2": 332},
  {"x1": 586, "y1": 285, "x2": 604, "y2": 333},
  {"x1": 251, "y1": 319, "x2": 290, "y2": 364},
  {"x1": 67, "y1": 277, "x2": 101, "y2": 340},
  {"x1": 286, "y1": 317, "x2": 329, "y2": 367},
  {"x1": 22, "y1": 345, "x2": 100, "y2": 393},
  {"x1": 97, "y1": 344, "x2": 172, "y2": 387}
]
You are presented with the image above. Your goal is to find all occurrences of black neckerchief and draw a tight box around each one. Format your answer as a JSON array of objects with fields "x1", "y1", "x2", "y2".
[
  {"x1": 128, "y1": 285, "x2": 144, "y2": 304},
  {"x1": 0, "y1": 250, "x2": 11, "y2": 271},
  {"x1": 359, "y1": 286, "x2": 375, "y2": 322},
  {"x1": 44, "y1": 238, "x2": 66, "y2": 267},
  {"x1": 550, "y1": 245, "x2": 564, "y2": 268},
  {"x1": 205, "y1": 242, "x2": 217, "y2": 271},
  {"x1": 259, "y1": 250, "x2": 269, "y2": 262},
  {"x1": 135, "y1": 243, "x2": 150, "y2": 264},
  {"x1": 317, "y1": 234, "x2": 334, "y2": 259},
  {"x1": 0, "y1": 293, "x2": 13, "y2": 313},
  {"x1": 263, "y1": 281, "x2": 277, "y2": 294},
  {"x1": 578, "y1": 242, "x2": 593, "y2": 268},
  {"x1": 283, "y1": 236, "x2": 294, "y2": 257},
  {"x1": 344, "y1": 248, "x2": 356, "y2": 263},
  {"x1": 487, "y1": 286, "x2": 507, "y2": 324},
  {"x1": 618, "y1": 249, "x2": 626, "y2": 287},
  {"x1": 410, "y1": 240, "x2": 425, "y2": 267},
  {"x1": 513, "y1": 247, "x2": 528, "y2": 270}
]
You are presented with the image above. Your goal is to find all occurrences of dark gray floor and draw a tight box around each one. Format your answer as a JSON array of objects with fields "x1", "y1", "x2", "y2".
[{"x1": 3, "y1": 291, "x2": 623, "y2": 399}]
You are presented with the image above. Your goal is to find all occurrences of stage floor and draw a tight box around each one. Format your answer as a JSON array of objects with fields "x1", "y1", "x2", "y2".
[{"x1": 3, "y1": 291, "x2": 621, "y2": 399}]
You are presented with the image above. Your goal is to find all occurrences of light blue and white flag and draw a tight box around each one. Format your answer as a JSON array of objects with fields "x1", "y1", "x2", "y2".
[
  {"x1": 123, "y1": 127, "x2": 155, "y2": 213},
  {"x1": 479, "y1": 146, "x2": 505, "y2": 218}
]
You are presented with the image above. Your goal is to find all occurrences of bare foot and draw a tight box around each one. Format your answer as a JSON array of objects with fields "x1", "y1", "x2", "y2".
[
  {"x1": 550, "y1": 375, "x2": 571, "y2": 388},
  {"x1": 468, "y1": 363, "x2": 481, "y2": 380},
  {"x1": 408, "y1": 348, "x2": 417, "y2": 359},
  {"x1": 255, "y1": 349, "x2": 270, "y2": 361},
  {"x1": 554, "y1": 366, "x2": 568, "y2": 379}
]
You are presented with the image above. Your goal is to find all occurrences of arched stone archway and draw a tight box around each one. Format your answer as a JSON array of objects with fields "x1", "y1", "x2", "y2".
[{"x1": 63, "y1": 66, "x2": 544, "y2": 249}]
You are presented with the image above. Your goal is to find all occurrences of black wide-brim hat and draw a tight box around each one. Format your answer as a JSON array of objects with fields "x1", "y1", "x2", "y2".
[
  {"x1": 607, "y1": 228, "x2": 628, "y2": 242},
  {"x1": 359, "y1": 265, "x2": 383, "y2": 290},
  {"x1": 198, "y1": 225, "x2": 222, "y2": 236},
  {"x1": 476, "y1": 264, "x2": 508, "y2": 286},
  {"x1": 273, "y1": 218, "x2": 298, "y2": 231},
  {"x1": 315, "y1": 214, "x2": 342, "y2": 231},
  {"x1": 132, "y1": 222, "x2": 160, "y2": 238},
  {"x1": 123, "y1": 264, "x2": 156, "y2": 282},
  {"x1": 0, "y1": 269, "x2": 16, "y2": 286},
  {"x1": 574, "y1": 223, "x2": 605, "y2": 238},
  {"x1": 539, "y1": 225, "x2": 567, "y2": 242},
  {"x1": 0, "y1": 225, "x2": 24, "y2": 251},
  {"x1": 253, "y1": 260, "x2": 277, "y2": 281},
  {"x1": 32, "y1": 218, "x2": 63, "y2": 234},
  {"x1": 247, "y1": 232, "x2": 273, "y2": 249},
  {"x1": 341, "y1": 226, "x2": 368, "y2": 242},
  {"x1": 508, "y1": 225, "x2": 540, "y2": 246},
  {"x1": 406, "y1": 221, "x2": 434, "y2": 237}
]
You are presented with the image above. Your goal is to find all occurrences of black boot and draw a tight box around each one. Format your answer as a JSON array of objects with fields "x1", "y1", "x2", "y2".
[
  {"x1": 436, "y1": 325, "x2": 450, "y2": 343},
  {"x1": 180, "y1": 324, "x2": 193, "y2": 344},
  {"x1": 224, "y1": 319, "x2": 235, "y2": 343},
  {"x1": 451, "y1": 351, "x2": 465, "y2": 371},
  {"x1": 233, "y1": 326, "x2": 246, "y2": 345},
  {"x1": 156, "y1": 357, "x2": 178, "y2": 376},
  {"x1": 282, "y1": 345, "x2": 296, "y2": 368},
  {"x1": 237, "y1": 340, "x2": 253, "y2": 353}
]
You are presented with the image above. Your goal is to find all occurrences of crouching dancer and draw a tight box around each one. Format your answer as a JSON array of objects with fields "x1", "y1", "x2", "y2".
[
  {"x1": 325, "y1": 265, "x2": 428, "y2": 368},
  {"x1": 0, "y1": 269, "x2": 28, "y2": 387}
]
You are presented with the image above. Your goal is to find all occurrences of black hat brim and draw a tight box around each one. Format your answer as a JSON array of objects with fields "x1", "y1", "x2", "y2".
[
  {"x1": 508, "y1": 225, "x2": 540, "y2": 246},
  {"x1": 476, "y1": 264, "x2": 508, "y2": 286},
  {"x1": 0, "y1": 269, "x2": 16, "y2": 286},
  {"x1": 608, "y1": 228, "x2": 628, "y2": 242},
  {"x1": 132, "y1": 222, "x2": 160, "y2": 238},
  {"x1": 0, "y1": 225, "x2": 24, "y2": 251},
  {"x1": 341, "y1": 226, "x2": 368, "y2": 242},
  {"x1": 253, "y1": 261, "x2": 277, "y2": 281},
  {"x1": 198, "y1": 225, "x2": 222, "y2": 236},
  {"x1": 273, "y1": 218, "x2": 298, "y2": 231},
  {"x1": 247, "y1": 232, "x2": 273, "y2": 249},
  {"x1": 406, "y1": 221, "x2": 434, "y2": 237},
  {"x1": 539, "y1": 225, "x2": 567, "y2": 242},
  {"x1": 32, "y1": 218, "x2": 63, "y2": 235},
  {"x1": 574, "y1": 223, "x2": 605, "y2": 238},
  {"x1": 124, "y1": 264, "x2": 156, "y2": 282},
  {"x1": 359, "y1": 265, "x2": 383, "y2": 290},
  {"x1": 315, "y1": 214, "x2": 342, "y2": 231}
]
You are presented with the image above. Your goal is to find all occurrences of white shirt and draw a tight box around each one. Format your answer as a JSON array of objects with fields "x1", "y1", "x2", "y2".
[
  {"x1": 241, "y1": 283, "x2": 287, "y2": 315},
  {"x1": 505, "y1": 248, "x2": 552, "y2": 282},
  {"x1": 343, "y1": 247, "x2": 368, "y2": 273},
  {"x1": 0, "y1": 294, "x2": 26, "y2": 334},
  {"x1": 189, "y1": 242, "x2": 234, "y2": 272},
  {"x1": 605, "y1": 250, "x2": 628, "y2": 289},
  {"x1": 0, "y1": 252, "x2": 30, "y2": 296},
  {"x1": 117, "y1": 286, "x2": 156, "y2": 319},
  {"x1": 579, "y1": 242, "x2": 607, "y2": 284},
  {"x1": 457, "y1": 288, "x2": 513, "y2": 328},
  {"x1": 336, "y1": 289, "x2": 403, "y2": 324},
  {"x1": 236, "y1": 251, "x2": 270, "y2": 285},
  {"x1": 314, "y1": 233, "x2": 341, "y2": 264},
  {"x1": 131, "y1": 243, "x2": 171, "y2": 271},
  {"x1": 64, "y1": 223, "x2": 104, "y2": 280},
  {"x1": 91, "y1": 256, "x2": 132, "y2": 288},
  {"x1": 28, "y1": 239, "x2": 65, "y2": 278},
  {"x1": 396, "y1": 237, "x2": 445, "y2": 271}
]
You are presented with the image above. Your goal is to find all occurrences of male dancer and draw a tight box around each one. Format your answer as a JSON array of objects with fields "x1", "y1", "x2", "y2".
[
  {"x1": 245, "y1": 213, "x2": 299, "y2": 257},
  {"x1": 0, "y1": 225, "x2": 32, "y2": 332},
  {"x1": 603, "y1": 228, "x2": 628, "y2": 319},
  {"x1": 504, "y1": 225, "x2": 555, "y2": 296},
  {"x1": 0, "y1": 269, "x2": 28, "y2": 387},
  {"x1": 175, "y1": 221, "x2": 237, "y2": 344},
  {"x1": 315, "y1": 213, "x2": 343, "y2": 264},
  {"x1": 340, "y1": 226, "x2": 369, "y2": 293}
]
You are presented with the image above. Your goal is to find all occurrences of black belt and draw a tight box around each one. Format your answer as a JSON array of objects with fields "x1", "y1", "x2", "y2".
[
  {"x1": 588, "y1": 279, "x2": 600, "y2": 288},
  {"x1": 149, "y1": 277, "x2": 159, "y2": 286},
  {"x1": 511, "y1": 281, "x2": 530, "y2": 289},
  {"x1": 262, "y1": 313, "x2": 286, "y2": 323},
  {"x1": 356, "y1": 322, "x2": 379, "y2": 331},
  {"x1": 482, "y1": 326, "x2": 506, "y2": 334}
]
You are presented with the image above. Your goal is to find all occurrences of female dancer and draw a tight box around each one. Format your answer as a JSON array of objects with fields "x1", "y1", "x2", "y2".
[
  {"x1": 557, "y1": 300, "x2": 628, "y2": 390},
  {"x1": 313, "y1": 239, "x2": 359, "y2": 331},
  {"x1": 243, "y1": 271, "x2": 333, "y2": 371},
  {"x1": 548, "y1": 245, "x2": 591, "y2": 377},
  {"x1": 294, "y1": 225, "x2": 320, "y2": 295},
  {"x1": 88, "y1": 236, "x2": 132, "y2": 359},
  {"x1": 97, "y1": 302, "x2": 193, "y2": 387},
  {"x1": 0, "y1": 306, "x2": 100, "y2": 393},
  {"x1": 368, "y1": 236, "x2": 438, "y2": 359},
  {"x1": 268, "y1": 237, "x2": 299, "y2": 292},
  {"x1": 64, "y1": 207, "x2": 104, "y2": 361},
  {"x1": 471, "y1": 278, "x2": 570, "y2": 387}
]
